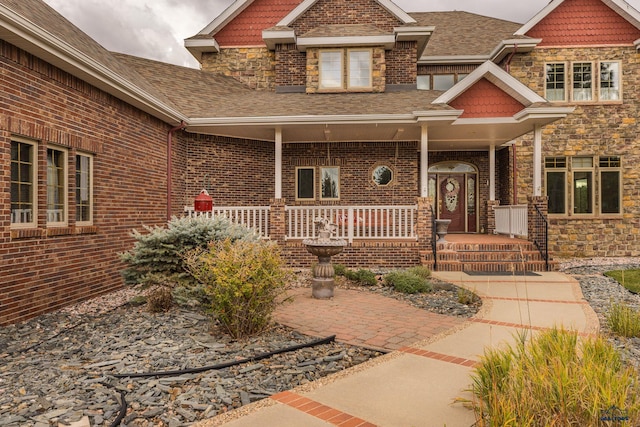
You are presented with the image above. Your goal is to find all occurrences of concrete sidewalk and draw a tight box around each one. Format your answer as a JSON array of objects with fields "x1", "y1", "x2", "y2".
[{"x1": 198, "y1": 271, "x2": 599, "y2": 427}]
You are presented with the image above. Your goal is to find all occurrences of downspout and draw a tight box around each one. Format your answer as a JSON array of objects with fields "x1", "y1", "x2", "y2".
[
  {"x1": 167, "y1": 121, "x2": 187, "y2": 221},
  {"x1": 505, "y1": 44, "x2": 518, "y2": 203}
]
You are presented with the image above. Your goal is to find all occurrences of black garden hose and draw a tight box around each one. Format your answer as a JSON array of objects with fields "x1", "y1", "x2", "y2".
[{"x1": 113, "y1": 334, "x2": 336, "y2": 379}]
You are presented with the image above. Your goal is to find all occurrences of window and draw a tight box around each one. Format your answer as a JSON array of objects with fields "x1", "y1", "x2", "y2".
[
  {"x1": 418, "y1": 73, "x2": 467, "y2": 91},
  {"x1": 47, "y1": 146, "x2": 67, "y2": 225},
  {"x1": 433, "y1": 74, "x2": 455, "y2": 91},
  {"x1": 572, "y1": 157, "x2": 593, "y2": 214},
  {"x1": 572, "y1": 62, "x2": 593, "y2": 102},
  {"x1": 545, "y1": 61, "x2": 621, "y2": 102},
  {"x1": 545, "y1": 157, "x2": 567, "y2": 214},
  {"x1": 600, "y1": 62, "x2": 620, "y2": 101},
  {"x1": 348, "y1": 50, "x2": 371, "y2": 88},
  {"x1": 319, "y1": 51, "x2": 343, "y2": 89},
  {"x1": 372, "y1": 165, "x2": 393, "y2": 186},
  {"x1": 319, "y1": 49, "x2": 371, "y2": 91},
  {"x1": 320, "y1": 167, "x2": 340, "y2": 199},
  {"x1": 10, "y1": 138, "x2": 36, "y2": 226},
  {"x1": 296, "y1": 167, "x2": 315, "y2": 200},
  {"x1": 546, "y1": 63, "x2": 566, "y2": 101},
  {"x1": 599, "y1": 156, "x2": 621, "y2": 214},
  {"x1": 76, "y1": 153, "x2": 93, "y2": 224},
  {"x1": 545, "y1": 156, "x2": 621, "y2": 216}
]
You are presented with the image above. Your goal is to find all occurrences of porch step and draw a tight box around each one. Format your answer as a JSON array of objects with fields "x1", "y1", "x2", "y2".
[{"x1": 421, "y1": 240, "x2": 557, "y2": 272}]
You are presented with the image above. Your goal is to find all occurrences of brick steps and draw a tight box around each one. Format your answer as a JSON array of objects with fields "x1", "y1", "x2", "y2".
[{"x1": 422, "y1": 240, "x2": 557, "y2": 272}]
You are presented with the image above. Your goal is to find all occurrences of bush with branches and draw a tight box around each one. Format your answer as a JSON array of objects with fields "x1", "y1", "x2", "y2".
[{"x1": 184, "y1": 238, "x2": 289, "y2": 338}]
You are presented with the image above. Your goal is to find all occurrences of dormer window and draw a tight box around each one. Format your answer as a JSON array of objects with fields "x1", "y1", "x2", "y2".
[{"x1": 319, "y1": 49, "x2": 372, "y2": 91}]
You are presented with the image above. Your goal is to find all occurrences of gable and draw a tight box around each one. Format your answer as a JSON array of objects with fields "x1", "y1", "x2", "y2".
[
  {"x1": 290, "y1": 0, "x2": 404, "y2": 34},
  {"x1": 449, "y1": 79, "x2": 526, "y2": 119},
  {"x1": 213, "y1": 0, "x2": 304, "y2": 47},
  {"x1": 524, "y1": 0, "x2": 640, "y2": 46}
]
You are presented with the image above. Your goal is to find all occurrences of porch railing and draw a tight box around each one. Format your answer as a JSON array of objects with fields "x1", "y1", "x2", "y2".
[
  {"x1": 531, "y1": 205, "x2": 549, "y2": 271},
  {"x1": 184, "y1": 206, "x2": 271, "y2": 238},
  {"x1": 285, "y1": 205, "x2": 418, "y2": 243},
  {"x1": 493, "y1": 205, "x2": 528, "y2": 238},
  {"x1": 430, "y1": 205, "x2": 438, "y2": 271}
]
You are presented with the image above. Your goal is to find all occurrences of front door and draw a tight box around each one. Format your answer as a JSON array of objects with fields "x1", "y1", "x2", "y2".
[{"x1": 438, "y1": 175, "x2": 466, "y2": 232}]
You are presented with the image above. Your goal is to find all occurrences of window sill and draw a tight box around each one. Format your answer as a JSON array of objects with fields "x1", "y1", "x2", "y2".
[{"x1": 10, "y1": 225, "x2": 98, "y2": 240}]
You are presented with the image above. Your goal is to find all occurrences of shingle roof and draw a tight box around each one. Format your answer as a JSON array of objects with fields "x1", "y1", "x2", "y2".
[
  {"x1": 409, "y1": 11, "x2": 525, "y2": 57},
  {"x1": 0, "y1": 0, "x2": 183, "y2": 119},
  {"x1": 113, "y1": 53, "x2": 450, "y2": 119}
]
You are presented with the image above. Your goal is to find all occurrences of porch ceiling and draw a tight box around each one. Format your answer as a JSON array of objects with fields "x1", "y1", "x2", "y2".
[{"x1": 185, "y1": 109, "x2": 571, "y2": 150}]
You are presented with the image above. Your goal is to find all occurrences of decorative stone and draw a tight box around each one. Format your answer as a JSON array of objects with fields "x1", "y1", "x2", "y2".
[{"x1": 302, "y1": 218, "x2": 347, "y2": 299}]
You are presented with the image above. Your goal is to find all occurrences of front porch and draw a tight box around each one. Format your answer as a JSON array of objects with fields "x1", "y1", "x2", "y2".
[{"x1": 184, "y1": 196, "x2": 553, "y2": 272}]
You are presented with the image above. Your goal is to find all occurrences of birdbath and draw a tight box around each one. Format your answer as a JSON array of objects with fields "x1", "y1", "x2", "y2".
[{"x1": 303, "y1": 217, "x2": 347, "y2": 299}]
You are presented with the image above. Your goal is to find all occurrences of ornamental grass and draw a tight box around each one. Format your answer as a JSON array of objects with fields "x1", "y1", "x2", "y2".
[{"x1": 470, "y1": 328, "x2": 640, "y2": 426}]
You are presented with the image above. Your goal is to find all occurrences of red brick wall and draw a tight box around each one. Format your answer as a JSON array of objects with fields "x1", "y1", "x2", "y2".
[
  {"x1": 290, "y1": 0, "x2": 403, "y2": 34},
  {"x1": 386, "y1": 41, "x2": 417, "y2": 86},
  {"x1": 275, "y1": 44, "x2": 306, "y2": 89},
  {"x1": 0, "y1": 41, "x2": 175, "y2": 325},
  {"x1": 282, "y1": 141, "x2": 419, "y2": 205},
  {"x1": 184, "y1": 134, "x2": 275, "y2": 207}
]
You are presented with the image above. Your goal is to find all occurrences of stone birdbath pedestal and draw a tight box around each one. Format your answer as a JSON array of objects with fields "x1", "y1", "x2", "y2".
[{"x1": 303, "y1": 217, "x2": 347, "y2": 299}]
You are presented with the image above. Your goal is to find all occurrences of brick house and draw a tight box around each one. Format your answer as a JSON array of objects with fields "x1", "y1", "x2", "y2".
[{"x1": 1, "y1": 0, "x2": 638, "y2": 324}]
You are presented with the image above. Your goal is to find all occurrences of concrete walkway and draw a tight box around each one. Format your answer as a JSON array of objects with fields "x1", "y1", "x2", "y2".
[{"x1": 197, "y1": 271, "x2": 599, "y2": 427}]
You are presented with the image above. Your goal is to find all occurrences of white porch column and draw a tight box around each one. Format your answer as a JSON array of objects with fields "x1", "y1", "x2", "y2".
[
  {"x1": 533, "y1": 124, "x2": 542, "y2": 197},
  {"x1": 489, "y1": 144, "x2": 496, "y2": 201},
  {"x1": 420, "y1": 125, "x2": 429, "y2": 198},
  {"x1": 275, "y1": 127, "x2": 282, "y2": 199}
]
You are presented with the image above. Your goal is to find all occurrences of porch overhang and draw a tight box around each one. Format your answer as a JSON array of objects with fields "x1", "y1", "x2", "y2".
[{"x1": 184, "y1": 105, "x2": 573, "y2": 150}]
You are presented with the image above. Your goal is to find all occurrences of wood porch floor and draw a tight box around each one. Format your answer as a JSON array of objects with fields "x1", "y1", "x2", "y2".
[{"x1": 423, "y1": 233, "x2": 554, "y2": 272}]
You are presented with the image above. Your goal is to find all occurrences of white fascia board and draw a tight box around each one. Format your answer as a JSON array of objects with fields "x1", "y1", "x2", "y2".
[
  {"x1": 188, "y1": 113, "x2": 422, "y2": 127},
  {"x1": 184, "y1": 38, "x2": 220, "y2": 61},
  {"x1": 489, "y1": 38, "x2": 542, "y2": 62},
  {"x1": 419, "y1": 55, "x2": 489, "y2": 65},
  {"x1": 513, "y1": 106, "x2": 575, "y2": 121},
  {"x1": 635, "y1": 37, "x2": 640, "y2": 49},
  {"x1": 604, "y1": 0, "x2": 640, "y2": 29},
  {"x1": 296, "y1": 35, "x2": 396, "y2": 51},
  {"x1": 0, "y1": 5, "x2": 186, "y2": 125},
  {"x1": 394, "y1": 26, "x2": 435, "y2": 39},
  {"x1": 515, "y1": 0, "x2": 565, "y2": 35},
  {"x1": 432, "y1": 61, "x2": 547, "y2": 106},
  {"x1": 198, "y1": 0, "x2": 254, "y2": 35},
  {"x1": 262, "y1": 29, "x2": 296, "y2": 49},
  {"x1": 278, "y1": 0, "x2": 416, "y2": 27}
]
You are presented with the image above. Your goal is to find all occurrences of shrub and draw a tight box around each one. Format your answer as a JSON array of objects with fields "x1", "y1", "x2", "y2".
[
  {"x1": 607, "y1": 302, "x2": 640, "y2": 338},
  {"x1": 333, "y1": 264, "x2": 348, "y2": 277},
  {"x1": 146, "y1": 286, "x2": 174, "y2": 313},
  {"x1": 406, "y1": 266, "x2": 431, "y2": 279},
  {"x1": 120, "y1": 215, "x2": 259, "y2": 289},
  {"x1": 344, "y1": 269, "x2": 378, "y2": 286},
  {"x1": 184, "y1": 239, "x2": 288, "y2": 338},
  {"x1": 383, "y1": 270, "x2": 432, "y2": 294},
  {"x1": 470, "y1": 328, "x2": 640, "y2": 426}
]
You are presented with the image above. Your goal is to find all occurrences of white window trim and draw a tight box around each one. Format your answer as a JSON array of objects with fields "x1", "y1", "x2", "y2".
[
  {"x1": 295, "y1": 166, "x2": 316, "y2": 201},
  {"x1": 76, "y1": 152, "x2": 94, "y2": 225},
  {"x1": 47, "y1": 145, "x2": 68, "y2": 227},
  {"x1": 10, "y1": 137, "x2": 38, "y2": 229},
  {"x1": 572, "y1": 62, "x2": 595, "y2": 103}
]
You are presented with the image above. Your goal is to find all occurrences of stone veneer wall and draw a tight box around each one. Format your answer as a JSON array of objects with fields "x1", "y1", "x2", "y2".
[
  {"x1": 201, "y1": 48, "x2": 276, "y2": 91},
  {"x1": 509, "y1": 46, "x2": 640, "y2": 256}
]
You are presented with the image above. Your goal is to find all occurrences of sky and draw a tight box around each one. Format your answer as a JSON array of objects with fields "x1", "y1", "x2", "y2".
[{"x1": 41, "y1": 0, "x2": 640, "y2": 69}]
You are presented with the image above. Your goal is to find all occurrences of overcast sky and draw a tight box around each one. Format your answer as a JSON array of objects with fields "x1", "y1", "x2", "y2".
[{"x1": 41, "y1": 0, "x2": 640, "y2": 68}]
